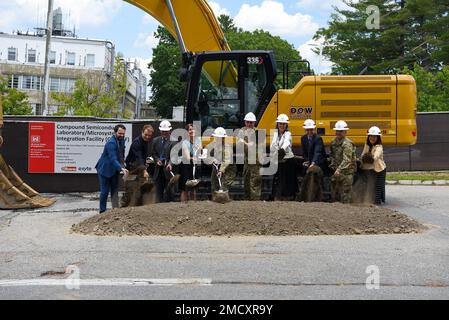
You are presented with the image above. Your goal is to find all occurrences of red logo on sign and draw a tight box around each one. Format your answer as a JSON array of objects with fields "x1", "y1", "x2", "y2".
[
  {"x1": 28, "y1": 122, "x2": 55, "y2": 173},
  {"x1": 61, "y1": 166, "x2": 77, "y2": 172}
]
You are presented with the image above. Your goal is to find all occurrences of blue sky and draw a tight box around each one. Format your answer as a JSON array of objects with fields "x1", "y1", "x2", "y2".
[{"x1": 0, "y1": 0, "x2": 349, "y2": 98}]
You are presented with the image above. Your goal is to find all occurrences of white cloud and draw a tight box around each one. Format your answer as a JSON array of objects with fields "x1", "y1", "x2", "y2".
[
  {"x1": 0, "y1": 0, "x2": 122, "y2": 32},
  {"x1": 296, "y1": 0, "x2": 354, "y2": 13},
  {"x1": 234, "y1": 0, "x2": 319, "y2": 38},
  {"x1": 297, "y1": 38, "x2": 333, "y2": 75},
  {"x1": 142, "y1": 14, "x2": 157, "y2": 25},
  {"x1": 133, "y1": 32, "x2": 159, "y2": 56},
  {"x1": 208, "y1": 1, "x2": 230, "y2": 16}
]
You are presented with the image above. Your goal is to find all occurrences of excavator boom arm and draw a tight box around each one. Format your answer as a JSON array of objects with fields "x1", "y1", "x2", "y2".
[{"x1": 125, "y1": 0, "x2": 230, "y2": 53}]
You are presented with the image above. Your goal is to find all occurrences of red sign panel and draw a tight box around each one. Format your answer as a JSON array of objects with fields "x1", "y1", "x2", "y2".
[{"x1": 28, "y1": 122, "x2": 55, "y2": 173}]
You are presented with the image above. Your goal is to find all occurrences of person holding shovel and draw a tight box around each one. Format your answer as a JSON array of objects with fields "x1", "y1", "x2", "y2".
[
  {"x1": 151, "y1": 120, "x2": 174, "y2": 202},
  {"x1": 360, "y1": 126, "x2": 386, "y2": 205},
  {"x1": 270, "y1": 114, "x2": 297, "y2": 201},
  {"x1": 121, "y1": 124, "x2": 154, "y2": 207},
  {"x1": 237, "y1": 112, "x2": 262, "y2": 200},
  {"x1": 210, "y1": 127, "x2": 236, "y2": 202},
  {"x1": 329, "y1": 120, "x2": 357, "y2": 204},
  {"x1": 179, "y1": 123, "x2": 202, "y2": 202}
]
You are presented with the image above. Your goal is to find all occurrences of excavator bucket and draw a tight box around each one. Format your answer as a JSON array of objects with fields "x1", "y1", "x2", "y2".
[
  {"x1": 0, "y1": 97, "x2": 55, "y2": 209},
  {"x1": 0, "y1": 154, "x2": 55, "y2": 209}
]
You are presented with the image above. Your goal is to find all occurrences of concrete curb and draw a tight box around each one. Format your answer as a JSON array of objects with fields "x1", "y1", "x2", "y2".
[{"x1": 386, "y1": 179, "x2": 449, "y2": 186}]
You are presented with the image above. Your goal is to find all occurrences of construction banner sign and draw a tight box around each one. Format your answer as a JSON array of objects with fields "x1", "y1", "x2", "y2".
[{"x1": 28, "y1": 122, "x2": 132, "y2": 174}]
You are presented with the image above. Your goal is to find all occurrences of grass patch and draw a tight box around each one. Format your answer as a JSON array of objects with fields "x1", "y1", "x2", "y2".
[{"x1": 387, "y1": 171, "x2": 449, "y2": 181}]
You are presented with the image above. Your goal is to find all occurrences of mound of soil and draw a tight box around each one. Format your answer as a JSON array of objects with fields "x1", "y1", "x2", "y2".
[{"x1": 71, "y1": 201, "x2": 426, "y2": 237}]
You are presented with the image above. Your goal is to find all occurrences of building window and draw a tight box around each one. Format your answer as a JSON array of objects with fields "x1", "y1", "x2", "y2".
[
  {"x1": 86, "y1": 54, "x2": 95, "y2": 67},
  {"x1": 34, "y1": 104, "x2": 43, "y2": 115},
  {"x1": 67, "y1": 79, "x2": 76, "y2": 92},
  {"x1": 22, "y1": 76, "x2": 32, "y2": 89},
  {"x1": 50, "y1": 77, "x2": 60, "y2": 91},
  {"x1": 28, "y1": 49, "x2": 36, "y2": 63},
  {"x1": 8, "y1": 47, "x2": 17, "y2": 61},
  {"x1": 21, "y1": 75, "x2": 42, "y2": 90},
  {"x1": 66, "y1": 52, "x2": 75, "y2": 66},
  {"x1": 49, "y1": 51, "x2": 56, "y2": 64},
  {"x1": 8, "y1": 75, "x2": 19, "y2": 88}
]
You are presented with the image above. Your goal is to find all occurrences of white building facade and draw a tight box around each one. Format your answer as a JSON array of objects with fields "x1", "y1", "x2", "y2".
[
  {"x1": 0, "y1": 32, "x2": 115, "y2": 115},
  {"x1": 0, "y1": 7, "x2": 147, "y2": 119}
]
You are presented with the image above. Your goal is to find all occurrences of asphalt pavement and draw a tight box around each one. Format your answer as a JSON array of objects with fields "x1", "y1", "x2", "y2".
[{"x1": 0, "y1": 186, "x2": 448, "y2": 299}]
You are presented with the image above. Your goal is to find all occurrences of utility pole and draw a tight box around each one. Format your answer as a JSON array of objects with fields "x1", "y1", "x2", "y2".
[{"x1": 42, "y1": 0, "x2": 54, "y2": 115}]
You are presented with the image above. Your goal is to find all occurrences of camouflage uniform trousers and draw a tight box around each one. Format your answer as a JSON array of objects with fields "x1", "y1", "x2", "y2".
[
  {"x1": 243, "y1": 164, "x2": 262, "y2": 201},
  {"x1": 211, "y1": 164, "x2": 237, "y2": 193},
  {"x1": 331, "y1": 173, "x2": 354, "y2": 204}
]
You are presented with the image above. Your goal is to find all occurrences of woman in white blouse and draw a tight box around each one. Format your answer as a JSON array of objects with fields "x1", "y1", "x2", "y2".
[
  {"x1": 270, "y1": 114, "x2": 297, "y2": 200},
  {"x1": 360, "y1": 126, "x2": 387, "y2": 205}
]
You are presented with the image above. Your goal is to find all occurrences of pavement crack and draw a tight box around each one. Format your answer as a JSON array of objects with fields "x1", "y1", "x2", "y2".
[{"x1": 210, "y1": 280, "x2": 449, "y2": 288}]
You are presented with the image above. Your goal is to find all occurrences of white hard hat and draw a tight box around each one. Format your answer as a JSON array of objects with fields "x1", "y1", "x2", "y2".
[
  {"x1": 367, "y1": 126, "x2": 382, "y2": 136},
  {"x1": 244, "y1": 112, "x2": 256, "y2": 122},
  {"x1": 159, "y1": 120, "x2": 172, "y2": 131},
  {"x1": 212, "y1": 127, "x2": 227, "y2": 138},
  {"x1": 276, "y1": 114, "x2": 289, "y2": 123},
  {"x1": 333, "y1": 120, "x2": 349, "y2": 131},
  {"x1": 303, "y1": 119, "x2": 316, "y2": 129}
]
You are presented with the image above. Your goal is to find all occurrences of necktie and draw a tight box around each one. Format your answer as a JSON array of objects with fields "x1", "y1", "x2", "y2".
[{"x1": 308, "y1": 136, "x2": 312, "y2": 161}]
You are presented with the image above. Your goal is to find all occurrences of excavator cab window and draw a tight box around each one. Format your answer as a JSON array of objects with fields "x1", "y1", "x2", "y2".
[
  {"x1": 187, "y1": 51, "x2": 276, "y2": 133},
  {"x1": 195, "y1": 59, "x2": 240, "y2": 132}
]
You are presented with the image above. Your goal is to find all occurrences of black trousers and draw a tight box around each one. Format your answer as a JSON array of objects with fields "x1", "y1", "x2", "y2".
[{"x1": 375, "y1": 169, "x2": 386, "y2": 204}]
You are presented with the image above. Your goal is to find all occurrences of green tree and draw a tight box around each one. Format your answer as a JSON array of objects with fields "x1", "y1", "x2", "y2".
[
  {"x1": 52, "y1": 56, "x2": 131, "y2": 118},
  {"x1": 314, "y1": 0, "x2": 449, "y2": 74},
  {"x1": 403, "y1": 64, "x2": 449, "y2": 112},
  {"x1": 217, "y1": 14, "x2": 237, "y2": 33},
  {"x1": 148, "y1": 26, "x2": 186, "y2": 118},
  {"x1": 148, "y1": 16, "x2": 304, "y2": 117},
  {"x1": 0, "y1": 76, "x2": 32, "y2": 115}
]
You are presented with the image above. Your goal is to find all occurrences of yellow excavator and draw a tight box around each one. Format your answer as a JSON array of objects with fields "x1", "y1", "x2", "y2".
[
  {"x1": 127, "y1": 0, "x2": 417, "y2": 146},
  {"x1": 0, "y1": 0, "x2": 417, "y2": 207},
  {"x1": 0, "y1": 96, "x2": 55, "y2": 209}
]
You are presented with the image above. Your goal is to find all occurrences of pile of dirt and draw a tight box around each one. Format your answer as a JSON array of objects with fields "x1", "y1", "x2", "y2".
[{"x1": 71, "y1": 201, "x2": 427, "y2": 237}]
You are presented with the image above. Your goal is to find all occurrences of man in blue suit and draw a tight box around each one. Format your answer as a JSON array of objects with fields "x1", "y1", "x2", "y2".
[{"x1": 95, "y1": 124, "x2": 129, "y2": 213}]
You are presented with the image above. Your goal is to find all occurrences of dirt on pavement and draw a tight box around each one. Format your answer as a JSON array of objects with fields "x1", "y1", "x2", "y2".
[{"x1": 71, "y1": 201, "x2": 427, "y2": 237}]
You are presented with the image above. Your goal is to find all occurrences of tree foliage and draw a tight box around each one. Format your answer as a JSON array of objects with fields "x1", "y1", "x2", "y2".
[
  {"x1": 52, "y1": 56, "x2": 131, "y2": 118},
  {"x1": 403, "y1": 64, "x2": 449, "y2": 112},
  {"x1": 0, "y1": 76, "x2": 32, "y2": 115},
  {"x1": 314, "y1": 0, "x2": 449, "y2": 74},
  {"x1": 148, "y1": 15, "x2": 304, "y2": 117}
]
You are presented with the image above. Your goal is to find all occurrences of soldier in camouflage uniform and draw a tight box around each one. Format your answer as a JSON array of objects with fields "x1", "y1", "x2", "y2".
[
  {"x1": 210, "y1": 127, "x2": 237, "y2": 193},
  {"x1": 237, "y1": 112, "x2": 261, "y2": 200},
  {"x1": 329, "y1": 120, "x2": 356, "y2": 203}
]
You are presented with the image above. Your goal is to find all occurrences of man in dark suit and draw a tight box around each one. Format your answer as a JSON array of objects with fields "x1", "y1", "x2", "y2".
[
  {"x1": 121, "y1": 124, "x2": 154, "y2": 207},
  {"x1": 125, "y1": 124, "x2": 154, "y2": 173},
  {"x1": 300, "y1": 119, "x2": 327, "y2": 202},
  {"x1": 301, "y1": 119, "x2": 327, "y2": 171},
  {"x1": 95, "y1": 124, "x2": 128, "y2": 213},
  {"x1": 151, "y1": 120, "x2": 174, "y2": 202}
]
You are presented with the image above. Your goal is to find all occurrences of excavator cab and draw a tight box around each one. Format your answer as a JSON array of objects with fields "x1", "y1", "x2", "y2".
[{"x1": 185, "y1": 51, "x2": 277, "y2": 132}]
